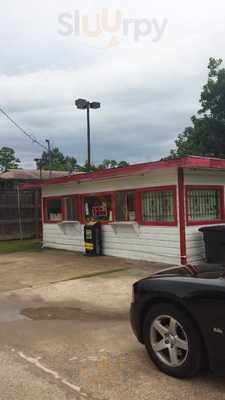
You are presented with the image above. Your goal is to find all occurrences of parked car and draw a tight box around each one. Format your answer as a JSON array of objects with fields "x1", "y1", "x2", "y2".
[{"x1": 130, "y1": 263, "x2": 225, "y2": 378}]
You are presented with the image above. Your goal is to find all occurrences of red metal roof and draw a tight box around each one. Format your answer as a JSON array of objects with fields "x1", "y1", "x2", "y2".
[
  {"x1": 0, "y1": 169, "x2": 70, "y2": 180},
  {"x1": 20, "y1": 156, "x2": 225, "y2": 189}
]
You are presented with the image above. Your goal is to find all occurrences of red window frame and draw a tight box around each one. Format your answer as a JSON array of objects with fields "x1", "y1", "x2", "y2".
[
  {"x1": 43, "y1": 187, "x2": 179, "y2": 227},
  {"x1": 185, "y1": 185, "x2": 225, "y2": 226},
  {"x1": 63, "y1": 195, "x2": 81, "y2": 221},
  {"x1": 114, "y1": 190, "x2": 137, "y2": 222},
  {"x1": 43, "y1": 195, "x2": 81, "y2": 224},
  {"x1": 43, "y1": 196, "x2": 64, "y2": 224},
  {"x1": 136, "y1": 185, "x2": 178, "y2": 226},
  {"x1": 80, "y1": 191, "x2": 115, "y2": 224}
]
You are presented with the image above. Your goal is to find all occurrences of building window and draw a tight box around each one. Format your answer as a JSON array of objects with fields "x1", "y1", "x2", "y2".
[
  {"x1": 140, "y1": 187, "x2": 177, "y2": 225},
  {"x1": 186, "y1": 187, "x2": 223, "y2": 224},
  {"x1": 64, "y1": 197, "x2": 77, "y2": 221},
  {"x1": 84, "y1": 194, "x2": 112, "y2": 222},
  {"x1": 115, "y1": 191, "x2": 136, "y2": 221},
  {"x1": 44, "y1": 198, "x2": 63, "y2": 222}
]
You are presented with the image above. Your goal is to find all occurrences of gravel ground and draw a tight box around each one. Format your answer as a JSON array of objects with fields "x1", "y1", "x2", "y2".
[{"x1": 0, "y1": 249, "x2": 225, "y2": 399}]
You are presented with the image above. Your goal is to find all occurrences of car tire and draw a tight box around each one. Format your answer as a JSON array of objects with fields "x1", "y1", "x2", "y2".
[{"x1": 143, "y1": 303, "x2": 203, "y2": 378}]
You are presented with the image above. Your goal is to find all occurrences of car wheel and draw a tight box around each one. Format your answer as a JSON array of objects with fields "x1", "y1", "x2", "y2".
[{"x1": 143, "y1": 303, "x2": 203, "y2": 378}]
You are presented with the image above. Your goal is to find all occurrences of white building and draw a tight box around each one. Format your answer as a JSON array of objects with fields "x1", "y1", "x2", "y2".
[{"x1": 24, "y1": 156, "x2": 225, "y2": 265}]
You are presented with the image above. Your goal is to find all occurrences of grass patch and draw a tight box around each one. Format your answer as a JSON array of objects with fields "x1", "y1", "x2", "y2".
[{"x1": 0, "y1": 239, "x2": 41, "y2": 254}]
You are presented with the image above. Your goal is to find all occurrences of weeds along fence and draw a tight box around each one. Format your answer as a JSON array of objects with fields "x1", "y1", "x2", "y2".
[{"x1": 0, "y1": 188, "x2": 41, "y2": 240}]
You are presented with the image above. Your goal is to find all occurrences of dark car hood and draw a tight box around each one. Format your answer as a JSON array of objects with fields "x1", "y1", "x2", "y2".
[{"x1": 151, "y1": 263, "x2": 225, "y2": 280}]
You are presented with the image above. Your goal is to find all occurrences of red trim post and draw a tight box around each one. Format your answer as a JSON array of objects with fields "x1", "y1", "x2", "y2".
[
  {"x1": 41, "y1": 197, "x2": 44, "y2": 226},
  {"x1": 178, "y1": 167, "x2": 187, "y2": 265}
]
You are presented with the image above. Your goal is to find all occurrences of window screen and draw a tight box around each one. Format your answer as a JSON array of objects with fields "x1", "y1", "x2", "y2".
[
  {"x1": 115, "y1": 192, "x2": 136, "y2": 221},
  {"x1": 141, "y1": 190, "x2": 175, "y2": 222},
  {"x1": 46, "y1": 199, "x2": 62, "y2": 222},
  {"x1": 64, "y1": 197, "x2": 77, "y2": 221},
  {"x1": 187, "y1": 189, "x2": 220, "y2": 221}
]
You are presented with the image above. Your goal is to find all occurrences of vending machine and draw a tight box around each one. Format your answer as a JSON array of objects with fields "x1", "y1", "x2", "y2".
[{"x1": 84, "y1": 221, "x2": 102, "y2": 256}]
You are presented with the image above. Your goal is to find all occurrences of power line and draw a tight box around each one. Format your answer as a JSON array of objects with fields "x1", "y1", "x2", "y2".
[{"x1": 0, "y1": 106, "x2": 48, "y2": 150}]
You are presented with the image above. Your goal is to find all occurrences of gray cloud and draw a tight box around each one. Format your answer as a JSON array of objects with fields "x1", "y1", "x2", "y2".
[{"x1": 0, "y1": 0, "x2": 225, "y2": 168}]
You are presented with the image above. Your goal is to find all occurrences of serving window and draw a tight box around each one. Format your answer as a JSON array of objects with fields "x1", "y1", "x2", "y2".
[
  {"x1": 186, "y1": 186, "x2": 224, "y2": 225},
  {"x1": 64, "y1": 197, "x2": 77, "y2": 221},
  {"x1": 115, "y1": 191, "x2": 136, "y2": 221},
  {"x1": 43, "y1": 186, "x2": 179, "y2": 226},
  {"x1": 44, "y1": 198, "x2": 63, "y2": 222},
  {"x1": 139, "y1": 187, "x2": 177, "y2": 225},
  {"x1": 84, "y1": 194, "x2": 113, "y2": 222}
]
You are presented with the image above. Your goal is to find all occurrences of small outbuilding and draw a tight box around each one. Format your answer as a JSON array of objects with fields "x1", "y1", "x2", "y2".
[
  {"x1": 0, "y1": 169, "x2": 68, "y2": 240},
  {"x1": 23, "y1": 156, "x2": 225, "y2": 265}
]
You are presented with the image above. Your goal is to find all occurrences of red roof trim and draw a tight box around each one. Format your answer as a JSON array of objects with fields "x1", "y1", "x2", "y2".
[{"x1": 19, "y1": 156, "x2": 225, "y2": 189}]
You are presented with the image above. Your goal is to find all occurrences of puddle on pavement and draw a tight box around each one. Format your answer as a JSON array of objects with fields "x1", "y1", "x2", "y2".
[
  {"x1": 0, "y1": 307, "x2": 30, "y2": 322},
  {"x1": 21, "y1": 306, "x2": 128, "y2": 322}
]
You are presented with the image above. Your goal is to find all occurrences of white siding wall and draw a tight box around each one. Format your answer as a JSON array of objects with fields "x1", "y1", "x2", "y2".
[
  {"x1": 43, "y1": 223, "x2": 180, "y2": 264},
  {"x1": 43, "y1": 223, "x2": 83, "y2": 253},
  {"x1": 42, "y1": 168, "x2": 180, "y2": 265},
  {"x1": 184, "y1": 168, "x2": 225, "y2": 263}
]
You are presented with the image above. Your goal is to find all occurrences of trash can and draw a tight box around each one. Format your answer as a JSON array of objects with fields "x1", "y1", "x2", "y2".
[
  {"x1": 199, "y1": 225, "x2": 225, "y2": 263},
  {"x1": 84, "y1": 221, "x2": 102, "y2": 256}
]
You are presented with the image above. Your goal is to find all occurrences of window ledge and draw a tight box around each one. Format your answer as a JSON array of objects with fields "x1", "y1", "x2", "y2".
[
  {"x1": 58, "y1": 220, "x2": 81, "y2": 234},
  {"x1": 58, "y1": 221, "x2": 80, "y2": 225},
  {"x1": 109, "y1": 221, "x2": 139, "y2": 234},
  {"x1": 110, "y1": 221, "x2": 137, "y2": 225}
]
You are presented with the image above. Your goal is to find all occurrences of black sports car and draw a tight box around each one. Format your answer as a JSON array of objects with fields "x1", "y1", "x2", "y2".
[{"x1": 130, "y1": 263, "x2": 225, "y2": 378}]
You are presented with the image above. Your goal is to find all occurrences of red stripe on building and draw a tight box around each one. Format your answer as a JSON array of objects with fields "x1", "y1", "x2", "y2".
[{"x1": 19, "y1": 156, "x2": 225, "y2": 189}]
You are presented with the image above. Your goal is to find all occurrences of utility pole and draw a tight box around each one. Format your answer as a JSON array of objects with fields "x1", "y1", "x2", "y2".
[
  {"x1": 45, "y1": 139, "x2": 52, "y2": 178},
  {"x1": 34, "y1": 158, "x2": 43, "y2": 180}
]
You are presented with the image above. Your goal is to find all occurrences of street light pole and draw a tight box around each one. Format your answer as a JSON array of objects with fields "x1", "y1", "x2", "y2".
[
  {"x1": 86, "y1": 102, "x2": 91, "y2": 171},
  {"x1": 75, "y1": 98, "x2": 101, "y2": 172}
]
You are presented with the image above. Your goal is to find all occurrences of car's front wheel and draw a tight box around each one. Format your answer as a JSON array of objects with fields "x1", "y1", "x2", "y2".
[{"x1": 143, "y1": 303, "x2": 203, "y2": 378}]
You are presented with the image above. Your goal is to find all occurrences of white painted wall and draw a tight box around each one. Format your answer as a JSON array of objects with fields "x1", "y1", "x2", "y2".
[
  {"x1": 42, "y1": 168, "x2": 177, "y2": 197},
  {"x1": 184, "y1": 168, "x2": 225, "y2": 263},
  {"x1": 42, "y1": 168, "x2": 180, "y2": 265},
  {"x1": 43, "y1": 223, "x2": 180, "y2": 264}
]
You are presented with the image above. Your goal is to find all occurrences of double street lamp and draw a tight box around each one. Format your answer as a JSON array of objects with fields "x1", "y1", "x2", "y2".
[{"x1": 75, "y1": 98, "x2": 101, "y2": 171}]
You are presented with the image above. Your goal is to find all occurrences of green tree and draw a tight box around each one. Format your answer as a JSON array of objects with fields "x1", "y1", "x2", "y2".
[
  {"x1": 79, "y1": 161, "x2": 98, "y2": 172},
  {"x1": 168, "y1": 58, "x2": 225, "y2": 159},
  {"x1": 117, "y1": 160, "x2": 129, "y2": 168},
  {"x1": 64, "y1": 156, "x2": 80, "y2": 173},
  {"x1": 37, "y1": 147, "x2": 129, "y2": 173},
  {"x1": 97, "y1": 159, "x2": 129, "y2": 169},
  {"x1": 0, "y1": 147, "x2": 20, "y2": 171},
  {"x1": 37, "y1": 147, "x2": 80, "y2": 172}
]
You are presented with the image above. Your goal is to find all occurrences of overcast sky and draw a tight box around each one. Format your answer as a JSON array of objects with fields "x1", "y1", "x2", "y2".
[{"x1": 0, "y1": 0, "x2": 225, "y2": 168}]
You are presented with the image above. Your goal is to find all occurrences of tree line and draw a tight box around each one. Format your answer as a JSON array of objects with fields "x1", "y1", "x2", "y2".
[
  {"x1": 0, "y1": 146, "x2": 129, "y2": 172},
  {"x1": 1, "y1": 57, "x2": 225, "y2": 173},
  {"x1": 166, "y1": 57, "x2": 225, "y2": 159}
]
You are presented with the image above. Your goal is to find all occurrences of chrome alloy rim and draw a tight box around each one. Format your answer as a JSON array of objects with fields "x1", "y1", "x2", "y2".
[{"x1": 150, "y1": 315, "x2": 189, "y2": 367}]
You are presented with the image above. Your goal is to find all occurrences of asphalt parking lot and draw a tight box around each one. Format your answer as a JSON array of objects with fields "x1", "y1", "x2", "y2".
[{"x1": 0, "y1": 249, "x2": 225, "y2": 400}]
